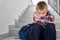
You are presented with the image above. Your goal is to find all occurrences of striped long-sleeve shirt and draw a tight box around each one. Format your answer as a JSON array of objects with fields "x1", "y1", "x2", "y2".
[{"x1": 33, "y1": 11, "x2": 55, "y2": 25}]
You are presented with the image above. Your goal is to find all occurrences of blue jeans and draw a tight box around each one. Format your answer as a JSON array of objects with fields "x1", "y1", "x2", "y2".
[
  {"x1": 43, "y1": 23, "x2": 56, "y2": 40},
  {"x1": 32, "y1": 23, "x2": 44, "y2": 40},
  {"x1": 33, "y1": 23, "x2": 56, "y2": 40},
  {"x1": 19, "y1": 23, "x2": 56, "y2": 40}
]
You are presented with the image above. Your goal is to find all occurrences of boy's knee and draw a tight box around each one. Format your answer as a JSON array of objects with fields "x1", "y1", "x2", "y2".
[
  {"x1": 34, "y1": 24, "x2": 43, "y2": 29},
  {"x1": 47, "y1": 23, "x2": 56, "y2": 30},
  {"x1": 47, "y1": 23, "x2": 55, "y2": 27}
]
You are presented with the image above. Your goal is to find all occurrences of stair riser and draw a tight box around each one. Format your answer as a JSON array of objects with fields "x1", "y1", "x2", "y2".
[
  {"x1": 0, "y1": 36, "x2": 3, "y2": 40},
  {"x1": 56, "y1": 31, "x2": 60, "y2": 39},
  {"x1": 9, "y1": 30, "x2": 19, "y2": 36}
]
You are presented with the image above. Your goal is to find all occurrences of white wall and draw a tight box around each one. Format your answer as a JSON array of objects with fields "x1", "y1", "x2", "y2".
[
  {"x1": 32, "y1": 0, "x2": 48, "y2": 5},
  {"x1": 43, "y1": 0, "x2": 48, "y2": 4},
  {"x1": 0, "y1": 0, "x2": 32, "y2": 35}
]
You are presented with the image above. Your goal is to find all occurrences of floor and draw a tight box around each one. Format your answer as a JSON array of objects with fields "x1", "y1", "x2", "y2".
[
  {"x1": 3, "y1": 36, "x2": 60, "y2": 40},
  {"x1": 3, "y1": 36, "x2": 20, "y2": 40}
]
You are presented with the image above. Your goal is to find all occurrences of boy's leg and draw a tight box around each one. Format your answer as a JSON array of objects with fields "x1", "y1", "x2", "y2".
[
  {"x1": 43, "y1": 23, "x2": 56, "y2": 40},
  {"x1": 42, "y1": 24, "x2": 51, "y2": 40},
  {"x1": 47, "y1": 23, "x2": 56, "y2": 40},
  {"x1": 33, "y1": 24, "x2": 43, "y2": 40}
]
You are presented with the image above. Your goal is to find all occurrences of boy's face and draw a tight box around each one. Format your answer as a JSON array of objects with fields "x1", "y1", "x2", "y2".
[{"x1": 36, "y1": 6, "x2": 48, "y2": 17}]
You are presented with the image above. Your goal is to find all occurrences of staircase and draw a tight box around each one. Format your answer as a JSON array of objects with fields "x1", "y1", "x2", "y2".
[{"x1": 3, "y1": 5, "x2": 60, "y2": 40}]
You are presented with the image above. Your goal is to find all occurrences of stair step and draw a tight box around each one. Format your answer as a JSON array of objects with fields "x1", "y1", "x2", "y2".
[
  {"x1": 0, "y1": 36, "x2": 3, "y2": 40},
  {"x1": 9, "y1": 25, "x2": 20, "y2": 36},
  {"x1": 57, "y1": 39, "x2": 60, "y2": 40},
  {"x1": 3, "y1": 36, "x2": 21, "y2": 40},
  {"x1": 9, "y1": 28, "x2": 20, "y2": 36},
  {"x1": 56, "y1": 29, "x2": 60, "y2": 39},
  {"x1": 56, "y1": 23, "x2": 60, "y2": 29}
]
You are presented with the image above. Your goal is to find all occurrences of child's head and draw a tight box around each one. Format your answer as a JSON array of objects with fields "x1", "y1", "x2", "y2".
[{"x1": 36, "y1": 1, "x2": 48, "y2": 17}]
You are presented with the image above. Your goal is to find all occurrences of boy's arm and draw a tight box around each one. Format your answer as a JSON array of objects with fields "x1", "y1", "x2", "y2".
[
  {"x1": 46, "y1": 11, "x2": 55, "y2": 22},
  {"x1": 32, "y1": 12, "x2": 54, "y2": 22},
  {"x1": 45, "y1": 11, "x2": 56, "y2": 25},
  {"x1": 46, "y1": 15, "x2": 55, "y2": 22},
  {"x1": 33, "y1": 12, "x2": 41, "y2": 21}
]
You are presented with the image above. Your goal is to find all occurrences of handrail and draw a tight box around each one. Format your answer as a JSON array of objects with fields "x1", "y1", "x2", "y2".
[{"x1": 49, "y1": 4, "x2": 60, "y2": 15}]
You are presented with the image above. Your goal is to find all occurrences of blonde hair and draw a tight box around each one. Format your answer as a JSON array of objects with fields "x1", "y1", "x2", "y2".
[{"x1": 36, "y1": 1, "x2": 47, "y2": 10}]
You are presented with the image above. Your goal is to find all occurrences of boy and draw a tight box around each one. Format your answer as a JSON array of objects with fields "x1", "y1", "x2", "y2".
[
  {"x1": 33, "y1": 1, "x2": 55, "y2": 25},
  {"x1": 32, "y1": 1, "x2": 56, "y2": 40}
]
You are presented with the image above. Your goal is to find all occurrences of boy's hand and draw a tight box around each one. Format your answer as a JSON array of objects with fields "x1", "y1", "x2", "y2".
[
  {"x1": 49, "y1": 22, "x2": 54, "y2": 23},
  {"x1": 48, "y1": 21, "x2": 55, "y2": 23},
  {"x1": 49, "y1": 21, "x2": 56, "y2": 25},
  {"x1": 33, "y1": 13, "x2": 41, "y2": 18}
]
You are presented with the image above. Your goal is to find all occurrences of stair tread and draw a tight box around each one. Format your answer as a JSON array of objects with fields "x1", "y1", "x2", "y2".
[
  {"x1": 56, "y1": 29, "x2": 60, "y2": 31},
  {"x1": 3, "y1": 36, "x2": 21, "y2": 40}
]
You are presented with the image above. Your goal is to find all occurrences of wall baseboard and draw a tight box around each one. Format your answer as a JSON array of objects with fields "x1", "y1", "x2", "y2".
[{"x1": 0, "y1": 32, "x2": 9, "y2": 38}]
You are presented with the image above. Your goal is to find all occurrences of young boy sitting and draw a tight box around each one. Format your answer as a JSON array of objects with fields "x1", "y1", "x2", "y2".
[{"x1": 32, "y1": 1, "x2": 56, "y2": 40}]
